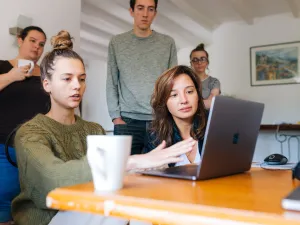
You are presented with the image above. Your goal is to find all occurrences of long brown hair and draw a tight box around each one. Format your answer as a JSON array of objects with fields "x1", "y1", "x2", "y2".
[{"x1": 150, "y1": 65, "x2": 206, "y2": 147}]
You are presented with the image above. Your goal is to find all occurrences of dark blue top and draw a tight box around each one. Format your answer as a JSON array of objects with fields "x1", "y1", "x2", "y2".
[{"x1": 142, "y1": 123, "x2": 204, "y2": 167}]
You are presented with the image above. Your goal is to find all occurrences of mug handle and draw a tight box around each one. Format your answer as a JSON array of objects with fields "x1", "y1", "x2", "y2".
[{"x1": 29, "y1": 61, "x2": 34, "y2": 73}]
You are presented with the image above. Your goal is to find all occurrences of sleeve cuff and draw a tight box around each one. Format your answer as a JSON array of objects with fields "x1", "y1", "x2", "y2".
[{"x1": 110, "y1": 111, "x2": 121, "y2": 121}]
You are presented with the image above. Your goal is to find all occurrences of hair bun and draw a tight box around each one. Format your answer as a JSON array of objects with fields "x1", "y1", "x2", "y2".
[
  {"x1": 51, "y1": 30, "x2": 73, "y2": 50},
  {"x1": 196, "y1": 43, "x2": 205, "y2": 50}
]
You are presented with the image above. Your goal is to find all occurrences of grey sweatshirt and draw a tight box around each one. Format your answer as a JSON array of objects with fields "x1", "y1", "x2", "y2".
[{"x1": 106, "y1": 30, "x2": 177, "y2": 121}]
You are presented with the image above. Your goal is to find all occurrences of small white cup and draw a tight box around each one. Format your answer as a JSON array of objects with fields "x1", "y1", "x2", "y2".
[
  {"x1": 18, "y1": 59, "x2": 34, "y2": 74},
  {"x1": 87, "y1": 135, "x2": 132, "y2": 192}
]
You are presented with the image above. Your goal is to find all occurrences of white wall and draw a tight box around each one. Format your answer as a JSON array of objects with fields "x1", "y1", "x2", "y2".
[
  {"x1": 82, "y1": 60, "x2": 114, "y2": 132},
  {"x1": 209, "y1": 13, "x2": 300, "y2": 124},
  {"x1": 174, "y1": 13, "x2": 300, "y2": 163},
  {"x1": 0, "y1": 0, "x2": 81, "y2": 60},
  {"x1": 208, "y1": 13, "x2": 300, "y2": 162}
]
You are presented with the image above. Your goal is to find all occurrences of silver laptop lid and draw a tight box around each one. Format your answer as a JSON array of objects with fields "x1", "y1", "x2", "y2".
[{"x1": 197, "y1": 96, "x2": 264, "y2": 180}]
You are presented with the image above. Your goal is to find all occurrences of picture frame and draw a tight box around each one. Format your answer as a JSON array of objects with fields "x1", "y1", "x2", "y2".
[{"x1": 250, "y1": 41, "x2": 300, "y2": 86}]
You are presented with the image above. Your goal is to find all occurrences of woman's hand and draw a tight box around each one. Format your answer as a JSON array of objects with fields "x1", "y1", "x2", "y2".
[
  {"x1": 127, "y1": 138, "x2": 196, "y2": 170},
  {"x1": 0, "y1": 64, "x2": 34, "y2": 91},
  {"x1": 8, "y1": 65, "x2": 32, "y2": 82},
  {"x1": 203, "y1": 99, "x2": 211, "y2": 109}
]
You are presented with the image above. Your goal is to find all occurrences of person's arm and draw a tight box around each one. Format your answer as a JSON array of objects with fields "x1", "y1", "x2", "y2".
[
  {"x1": 203, "y1": 88, "x2": 220, "y2": 109},
  {"x1": 0, "y1": 72, "x2": 16, "y2": 91},
  {"x1": 0, "y1": 65, "x2": 31, "y2": 91},
  {"x1": 127, "y1": 138, "x2": 196, "y2": 171},
  {"x1": 14, "y1": 130, "x2": 92, "y2": 209},
  {"x1": 169, "y1": 38, "x2": 178, "y2": 68},
  {"x1": 106, "y1": 38, "x2": 125, "y2": 125},
  {"x1": 203, "y1": 78, "x2": 221, "y2": 109}
]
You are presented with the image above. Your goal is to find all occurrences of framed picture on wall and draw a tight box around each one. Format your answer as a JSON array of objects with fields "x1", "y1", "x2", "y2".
[{"x1": 250, "y1": 41, "x2": 300, "y2": 86}]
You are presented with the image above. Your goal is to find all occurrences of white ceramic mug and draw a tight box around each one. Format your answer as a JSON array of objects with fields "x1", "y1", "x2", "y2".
[
  {"x1": 87, "y1": 135, "x2": 132, "y2": 192},
  {"x1": 18, "y1": 59, "x2": 34, "y2": 74}
]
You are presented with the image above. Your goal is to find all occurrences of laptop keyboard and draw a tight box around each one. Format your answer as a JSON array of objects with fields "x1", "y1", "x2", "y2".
[{"x1": 162, "y1": 164, "x2": 198, "y2": 175}]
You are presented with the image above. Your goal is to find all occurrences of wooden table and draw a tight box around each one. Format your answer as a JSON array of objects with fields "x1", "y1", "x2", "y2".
[{"x1": 46, "y1": 168, "x2": 300, "y2": 225}]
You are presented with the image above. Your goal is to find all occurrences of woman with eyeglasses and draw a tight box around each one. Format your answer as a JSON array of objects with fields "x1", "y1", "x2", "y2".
[{"x1": 190, "y1": 43, "x2": 221, "y2": 109}]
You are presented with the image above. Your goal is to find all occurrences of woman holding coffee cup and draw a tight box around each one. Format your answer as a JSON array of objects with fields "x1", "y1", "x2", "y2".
[
  {"x1": 0, "y1": 26, "x2": 50, "y2": 225},
  {"x1": 12, "y1": 30, "x2": 195, "y2": 225}
]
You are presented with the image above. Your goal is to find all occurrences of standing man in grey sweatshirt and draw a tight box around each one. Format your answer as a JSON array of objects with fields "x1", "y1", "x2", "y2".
[{"x1": 106, "y1": 0, "x2": 177, "y2": 155}]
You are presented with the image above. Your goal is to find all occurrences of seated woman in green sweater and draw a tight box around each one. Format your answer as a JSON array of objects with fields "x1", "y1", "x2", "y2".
[{"x1": 12, "y1": 30, "x2": 195, "y2": 225}]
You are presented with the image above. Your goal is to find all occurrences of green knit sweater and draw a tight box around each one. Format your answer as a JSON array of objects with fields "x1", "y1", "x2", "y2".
[{"x1": 12, "y1": 114, "x2": 105, "y2": 225}]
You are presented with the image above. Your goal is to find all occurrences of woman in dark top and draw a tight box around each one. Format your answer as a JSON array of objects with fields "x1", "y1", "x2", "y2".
[
  {"x1": 0, "y1": 26, "x2": 50, "y2": 225},
  {"x1": 143, "y1": 65, "x2": 207, "y2": 167}
]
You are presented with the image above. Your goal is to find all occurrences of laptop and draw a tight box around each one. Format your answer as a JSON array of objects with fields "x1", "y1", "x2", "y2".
[{"x1": 140, "y1": 96, "x2": 264, "y2": 181}]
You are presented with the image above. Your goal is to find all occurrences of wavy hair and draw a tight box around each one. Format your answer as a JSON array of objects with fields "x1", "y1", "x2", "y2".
[{"x1": 150, "y1": 65, "x2": 206, "y2": 147}]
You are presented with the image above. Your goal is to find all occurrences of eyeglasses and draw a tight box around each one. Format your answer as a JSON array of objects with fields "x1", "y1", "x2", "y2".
[{"x1": 191, "y1": 57, "x2": 208, "y2": 64}]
